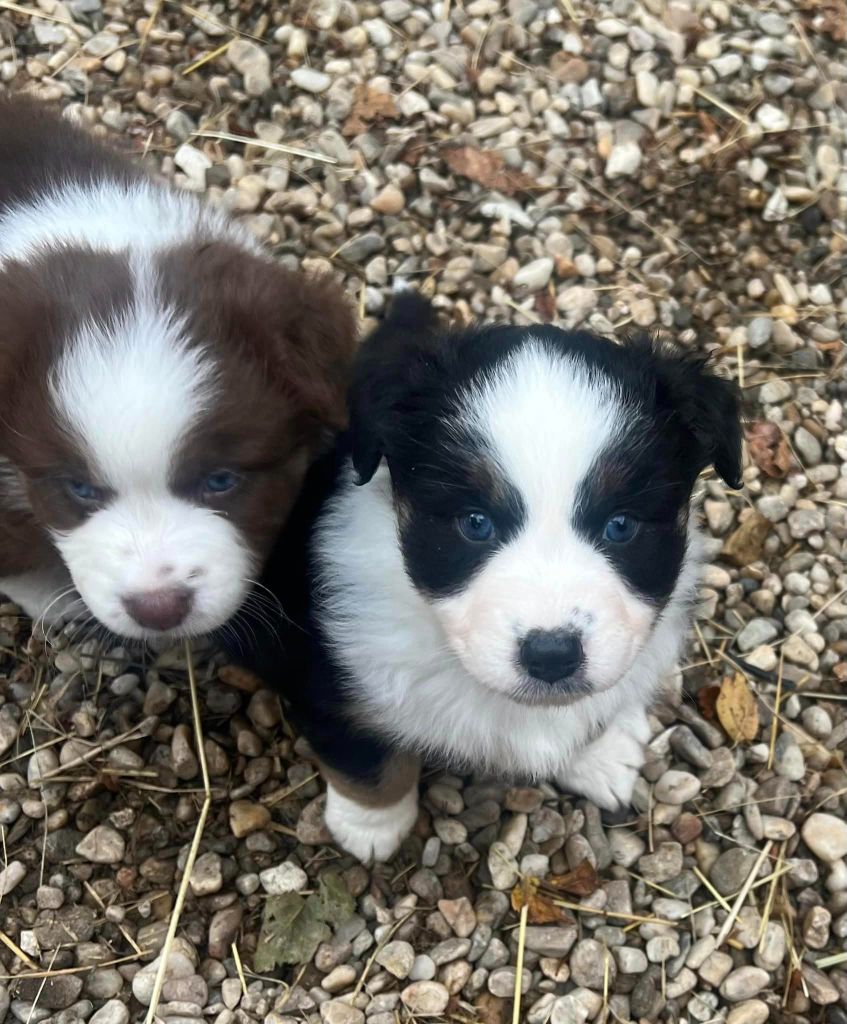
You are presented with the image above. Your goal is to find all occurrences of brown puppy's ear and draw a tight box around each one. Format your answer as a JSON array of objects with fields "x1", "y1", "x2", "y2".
[
  {"x1": 159, "y1": 243, "x2": 358, "y2": 435},
  {"x1": 268, "y1": 267, "x2": 359, "y2": 434}
]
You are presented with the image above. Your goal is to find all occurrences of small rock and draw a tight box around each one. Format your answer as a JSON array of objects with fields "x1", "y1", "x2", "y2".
[
  {"x1": 228, "y1": 39, "x2": 272, "y2": 95},
  {"x1": 401, "y1": 981, "x2": 450, "y2": 1015},
  {"x1": 320, "y1": 1000, "x2": 364, "y2": 1024},
  {"x1": 605, "y1": 141, "x2": 642, "y2": 179},
  {"x1": 737, "y1": 618, "x2": 778, "y2": 652},
  {"x1": 756, "y1": 104, "x2": 790, "y2": 132},
  {"x1": 291, "y1": 67, "x2": 332, "y2": 93},
  {"x1": 726, "y1": 1001, "x2": 769, "y2": 1024},
  {"x1": 570, "y1": 939, "x2": 615, "y2": 990},
  {"x1": 89, "y1": 1000, "x2": 130, "y2": 1024},
  {"x1": 376, "y1": 941, "x2": 415, "y2": 979},
  {"x1": 76, "y1": 826, "x2": 125, "y2": 864},
  {"x1": 259, "y1": 861, "x2": 308, "y2": 895},
  {"x1": 488, "y1": 841, "x2": 519, "y2": 890},
  {"x1": 438, "y1": 898, "x2": 476, "y2": 938},
  {"x1": 802, "y1": 814, "x2": 847, "y2": 862},
  {"x1": 513, "y1": 258, "x2": 554, "y2": 291},
  {"x1": 229, "y1": 801, "x2": 271, "y2": 838},
  {"x1": 711, "y1": 848, "x2": 758, "y2": 895},
  {"x1": 654, "y1": 770, "x2": 701, "y2": 805},
  {"x1": 523, "y1": 925, "x2": 578, "y2": 958},
  {"x1": 189, "y1": 852, "x2": 223, "y2": 896},
  {"x1": 720, "y1": 966, "x2": 770, "y2": 1002},
  {"x1": 0, "y1": 861, "x2": 26, "y2": 896}
]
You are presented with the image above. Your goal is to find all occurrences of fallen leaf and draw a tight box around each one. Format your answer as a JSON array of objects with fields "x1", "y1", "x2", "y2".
[
  {"x1": 253, "y1": 893, "x2": 331, "y2": 971},
  {"x1": 697, "y1": 684, "x2": 721, "y2": 721},
  {"x1": 716, "y1": 673, "x2": 759, "y2": 743},
  {"x1": 318, "y1": 871, "x2": 355, "y2": 926},
  {"x1": 473, "y1": 993, "x2": 507, "y2": 1024},
  {"x1": 342, "y1": 84, "x2": 398, "y2": 137},
  {"x1": 745, "y1": 421, "x2": 793, "y2": 479},
  {"x1": 443, "y1": 145, "x2": 536, "y2": 197},
  {"x1": 511, "y1": 877, "x2": 572, "y2": 925},
  {"x1": 546, "y1": 859, "x2": 600, "y2": 897},
  {"x1": 534, "y1": 289, "x2": 557, "y2": 322},
  {"x1": 722, "y1": 511, "x2": 771, "y2": 567}
]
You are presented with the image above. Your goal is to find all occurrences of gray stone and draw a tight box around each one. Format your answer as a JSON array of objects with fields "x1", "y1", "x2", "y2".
[
  {"x1": 376, "y1": 941, "x2": 415, "y2": 979},
  {"x1": 720, "y1": 966, "x2": 770, "y2": 1001}
]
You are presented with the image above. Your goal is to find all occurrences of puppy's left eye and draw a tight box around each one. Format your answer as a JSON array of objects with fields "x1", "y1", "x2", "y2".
[
  {"x1": 202, "y1": 471, "x2": 240, "y2": 497},
  {"x1": 603, "y1": 513, "x2": 639, "y2": 544},
  {"x1": 457, "y1": 511, "x2": 495, "y2": 543},
  {"x1": 66, "y1": 479, "x2": 104, "y2": 505}
]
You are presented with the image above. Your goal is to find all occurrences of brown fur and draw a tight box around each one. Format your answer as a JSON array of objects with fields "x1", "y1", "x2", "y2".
[
  {"x1": 0, "y1": 94, "x2": 356, "y2": 607},
  {"x1": 319, "y1": 754, "x2": 421, "y2": 809}
]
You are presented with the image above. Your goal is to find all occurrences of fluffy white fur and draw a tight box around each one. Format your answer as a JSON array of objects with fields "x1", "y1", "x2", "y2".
[
  {"x1": 313, "y1": 346, "x2": 704, "y2": 820},
  {"x1": 437, "y1": 346, "x2": 654, "y2": 697},
  {"x1": 0, "y1": 179, "x2": 259, "y2": 269},
  {"x1": 324, "y1": 783, "x2": 420, "y2": 864}
]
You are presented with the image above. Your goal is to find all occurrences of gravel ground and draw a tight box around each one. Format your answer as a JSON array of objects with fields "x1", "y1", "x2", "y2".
[{"x1": 1, "y1": 0, "x2": 846, "y2": 1022}]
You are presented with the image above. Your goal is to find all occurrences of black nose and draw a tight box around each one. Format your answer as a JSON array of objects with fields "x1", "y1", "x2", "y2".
[{"x1": 519, "y1": 629, "x2": 583, "y2": 684}]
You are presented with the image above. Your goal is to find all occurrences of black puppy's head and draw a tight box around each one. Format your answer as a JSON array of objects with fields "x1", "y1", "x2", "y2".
[{"x1": 349, "y1": 291, "x2": 742, "y2": 704}]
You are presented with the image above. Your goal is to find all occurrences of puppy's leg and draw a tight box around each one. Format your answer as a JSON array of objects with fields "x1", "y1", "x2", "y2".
[
  {"x1": 0, "y1": 566, "x2": 80, "y2": 628},
  {"x1": 558, "y1": 707, "x2": 651, "y2": 811},
  {"x1": 321, "y1": 753, "x2": 420, "y2": 864}
]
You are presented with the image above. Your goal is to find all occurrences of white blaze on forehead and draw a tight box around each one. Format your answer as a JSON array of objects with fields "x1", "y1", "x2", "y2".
[
  {"x1": 49, "y1": 270, "x2": 218, "y2": 489},
  {"x1": 0, "y1": 180, "x2": 261, "y2": 268},
  {"x1": 459, "y1": 341, "x2": 627, "y2": 523}
]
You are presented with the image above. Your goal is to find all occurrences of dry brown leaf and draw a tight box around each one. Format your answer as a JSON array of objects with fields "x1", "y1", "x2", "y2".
[
  {"x1": 722, "y1": 510, "x2": 771, "y2": 567},
  {"x1": 443, "y1": 145, "x2": 536, "y2": 196},
  {"x1": 716, "y1": 672, "x2": 759, "y2": 743},
  {"x1": 342, "y1": 85, "x2": 398, "y2": 137},
  {"x1": 800, "y1": 0, "x2": 846, "y2": 41},
  {"x1": 534, "y1": 289, "x2": 557, "y2": 322},
  {"x1": 697, "y1": 683, "x2": 721, "y2": 721},
  {"x1": 745, "y1": 421, "x2": 793, "y2": 479},
  {"x1": 473, "y1": 993, "x2": 507, "y2": 1024},
  {"x1": 546, "y1": 859, "x2": 600, "y2": 897},
  {"x1": 510, "y1": 877, "x2": 572, "y2": 925}
]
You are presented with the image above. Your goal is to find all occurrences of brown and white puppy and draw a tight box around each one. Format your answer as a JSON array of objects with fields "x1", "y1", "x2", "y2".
[{"x1": 0, "y1": 94, "x2": 355, "y2": 641}]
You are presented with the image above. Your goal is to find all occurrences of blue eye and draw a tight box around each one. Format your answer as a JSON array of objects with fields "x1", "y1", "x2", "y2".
[
  {"x1": 603, "y1": 513, "x2": 639, "y2": 544},
  {"x1": 458, "y1": 511, "x2": 494, "y2": 543},
  {"x1": 67, "y1": 480, "x2": 101, "y2": 504},
  {"x1": 203, "y1": 471, "x2": 240, "y2": 496}
]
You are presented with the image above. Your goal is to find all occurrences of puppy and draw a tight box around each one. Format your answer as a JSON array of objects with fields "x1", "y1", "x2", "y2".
[
  {"x1": 0, "y1": 94, "x2": 355, "y2": 641},
  {"x1": 243, "y1": 291, "x2": 742, "y2": 863}
]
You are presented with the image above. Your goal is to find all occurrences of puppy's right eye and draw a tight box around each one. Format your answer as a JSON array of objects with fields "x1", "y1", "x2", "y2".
[
  {"x1": 457, "y1": 511, "x2": 494, "y2": 543},
  {"x1": 66, "y1": 479, "x2": 103, "y2": 505}
]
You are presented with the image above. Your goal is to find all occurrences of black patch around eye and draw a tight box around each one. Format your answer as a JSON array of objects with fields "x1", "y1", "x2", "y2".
[
  {"x1": 573, "y1": 426, "x2": 697, "y2": 605},
  {"x1": 393, "y1": 432, "x2": 525, "y2": 598}
]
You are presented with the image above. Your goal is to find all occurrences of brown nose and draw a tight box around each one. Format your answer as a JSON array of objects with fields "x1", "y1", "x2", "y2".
[{"x1": 122, "y1": 587, "x2": 192, "y2": 632}]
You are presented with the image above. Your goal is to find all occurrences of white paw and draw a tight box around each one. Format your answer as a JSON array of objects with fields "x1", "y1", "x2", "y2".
[
  {"x1": 560, "y1": 721, "x2": 648, "y2": 811},
  {"x1": 324, "y1": 783, "x2": 419, "y2": 864}
]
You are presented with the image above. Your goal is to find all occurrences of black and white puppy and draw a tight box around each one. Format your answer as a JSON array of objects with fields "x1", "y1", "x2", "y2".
[{"x1": 247, "y1": 291, "x2": 742, "y2": 863}]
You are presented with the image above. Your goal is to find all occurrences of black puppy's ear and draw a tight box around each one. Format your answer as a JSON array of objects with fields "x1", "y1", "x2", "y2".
[
  {"x1": 349, "y1": 290, "x2": 441, "y2": 484},
  {"x1": 651, "y1": 343, "x2": 743, "y2": 490}
]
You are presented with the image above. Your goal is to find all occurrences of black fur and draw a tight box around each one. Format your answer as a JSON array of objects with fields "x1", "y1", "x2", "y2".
[{"x1": 229, "y1": 292, "x2": 743, "y2": 786}]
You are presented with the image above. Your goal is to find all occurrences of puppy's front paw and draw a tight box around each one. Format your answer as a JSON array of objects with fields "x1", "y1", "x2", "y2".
[
  {"x1": 560, "y1": 722, "x2": 648, "y2": 812},
  {"x1": 324, "y1": 784, "x2": 418, "y2": 864}
]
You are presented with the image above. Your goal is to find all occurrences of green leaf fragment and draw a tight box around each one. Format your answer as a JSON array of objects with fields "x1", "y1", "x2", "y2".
[
  {"x1": 253, "y1": 893, "x2": 331, "y2": 971},
  {"x1": 318, "y1": 871, "x2": 355, "y2": 927}
]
